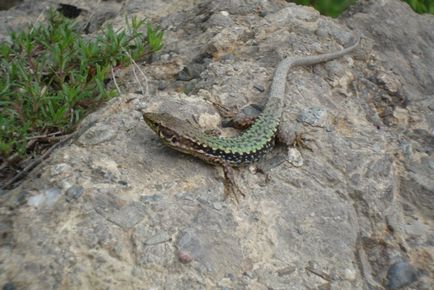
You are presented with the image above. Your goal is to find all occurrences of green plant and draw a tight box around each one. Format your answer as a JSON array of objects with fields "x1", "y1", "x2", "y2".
[
  {"x1": 0, "y1": 9, "x2": 163, "y2": 165},
  {"x1": 291, "y1": 0, "x2": 356, "y2": 17},
  {"x1": 291, "y1": 0, "x2": 434, "y2": 17},
  {"x1": 404, "y1": 0, "x2": 434, "y2": 14}
]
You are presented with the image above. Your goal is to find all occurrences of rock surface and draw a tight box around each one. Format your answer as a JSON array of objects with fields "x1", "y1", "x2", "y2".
[{"x1": 0, "y1": 0, "x2": 433, "y2": 289}]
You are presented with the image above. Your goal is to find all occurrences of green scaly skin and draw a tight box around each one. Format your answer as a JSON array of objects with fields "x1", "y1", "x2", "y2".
[{"x1": 143, "y1": 34, "x2": 360, "y2": 200}]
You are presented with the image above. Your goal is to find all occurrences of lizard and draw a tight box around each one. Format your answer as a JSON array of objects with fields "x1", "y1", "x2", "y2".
[{"x1": 143, "y1": 33, "x2": 360, "y2": 201}]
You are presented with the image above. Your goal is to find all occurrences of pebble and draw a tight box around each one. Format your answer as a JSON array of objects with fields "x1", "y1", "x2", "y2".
[
  {"x1": 178, "y1": 250, "x2": 193, "y2": 264},
  {"x1": 254, "y1": 84, "x2": 265, "y2": 92},
  {"x1": 243, "y1": 271, "x2": 254, "y2": 278},
  {"x1": 213, "y1": 202, "x2": 223, "y2": 210},
  {"x1": 140, "y1": 194, "x2": 162, "y2": 203},
  {"x1": 287, "y1": 148, "x2": 303, "y2": 167},
  {"x1": 158, "y1": 80, "x2": 167, "y2": 90},
  {"x1": 386, "y1": 261, "x2": 418, "y2": 289},
  {"x1": 344, "y1": 268, "x2": 356, "y2": 281},
  {"x1": 160, "y1": 54, "x2": 170, "y2": 62},
  {"x1": 15, "y1": 191, "x2": 29, "y2": 206},
  {"x1": 2, "y1": 282, "x2": 16, "y2": 290},
  {"x1": 65, "y1": 185, "x2": 84, "y2": 202},
  {"x1": 176, "y1": 64, "x2": 204, "y2": 81}
]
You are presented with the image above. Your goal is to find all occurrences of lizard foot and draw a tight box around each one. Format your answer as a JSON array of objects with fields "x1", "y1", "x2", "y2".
[{"x1": 291, "y1": 132, "x2": 313, "y2": 151}]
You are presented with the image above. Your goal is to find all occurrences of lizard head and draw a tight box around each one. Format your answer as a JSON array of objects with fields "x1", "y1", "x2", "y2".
[{"x1": 143, "y1": 112, "x2": 202, "y2": 151}]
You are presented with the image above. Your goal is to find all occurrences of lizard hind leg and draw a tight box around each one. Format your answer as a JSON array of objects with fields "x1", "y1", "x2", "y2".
[
  {"x1": 212, "y1": 100, "x2": 264, "y2": 130},
  {"x1": 222, "y1": 162, "x2": 245, "y2": 203}
]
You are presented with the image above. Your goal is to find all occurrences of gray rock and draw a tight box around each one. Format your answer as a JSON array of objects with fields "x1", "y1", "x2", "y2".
[
  {"x1": 386, "y1": 261, "x2": 418, "y2": 289},
  {"x1": 27, "y1": 187, "x2": 61, "y2": 208},
  {"x1": 65, "y1": 185, "x2": 84, "y2": 202},
  {"x1": 2, "y1": 282, "x2": 16, "y2": 290},
  {"x1": 176, "y1": 63, "x2": 206, "y2": 81},
  {"x1": 77, "y1": 123, "x2": 118, "y2": 146},
  {"x1": 207, "y1": 11, "x2": 234, "y2": 28},
  {"x1": 297, "y1": 107, "x2": 329, "y2": 127},
  {"x1": 0, "y1": 0, "x2": 433, "y2": 289}
]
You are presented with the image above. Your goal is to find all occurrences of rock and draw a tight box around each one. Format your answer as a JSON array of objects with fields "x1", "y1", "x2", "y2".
[
  {"x1": 77, "y1": 123, "x2": 118, "y2": 146},
  {"x1": 27, "y1": 187, "x2": 61, "y2": 208},
  {"x1": 176, "y1": 63, "x2": 205, "y2": 81},
  {"x1": 287, "y1": 147, "x2": 303, "y2": 167},
  {"x1": 0, "y1": 0, "x2": 433, "y2": 289},
  {"x1": 2, "y1": 282, "x2": 16, "y2": 290},
  {"x1": 65, "y1": 185, "x2": 84, "y2": 202},
  {"x1": 385, "y1": 261, "x2": 418, "y2": 289},
  {"x1": 297, "y1": 107, "x2": 329, "y2": 127},
  {"x1": 207, "y1": 11, "x2": 234, "y2": 28},
  {"x1": 177, "y1": 250, "x2": 193, "y2": 264}
]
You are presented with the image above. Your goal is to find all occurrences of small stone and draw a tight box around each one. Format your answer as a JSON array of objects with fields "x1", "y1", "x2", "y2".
[
  {"x1": 176, "y1": 64, "x2": 204, "y2": 81},
  {"x1": 386, "y1": 261, "x2": 418, "y2": 289},
  {"x1": 248, "y1": 164, "x2": 258, "y2": 174},
  {"x1": 243, "y1": 271, "x2": 254, "y2": 278},
  {"x1": 118, "y1": 180, "x2": 128, "y2": 186},
  {"x1": 213, "y1": 202, "x2": 223, "y2": 210},
  {"x1": 2, "y1": 282, "x2": 16, "y2": 290},
  {"x1": 254, "y1": 84, "x2": 265, "y2": 92},
  {"x1": 207, "y1": 12, "x2": 234, "y2": 28},
  {"x1": 65, "y1": 185, "x2": 84, "y2": 202},
  {"x1": 344, "y1": 268, "x2": 356, "y2": 281},
  {"x1": 158, "y1": 81, "x2": 167, "y2": 90},
  {"x1": 160, "y1": 54, "x2": 170, "y2": 62},
  {"x1": 178, "y1": 250, "x2": 193, "y2": 264},
  {"x1": 259, "y1": 10, "x2": 268, "y2": 17},
  {"x1": 277, "y1": 265, "x2": 296, "y2": 276},
  {"x1": 15, "y1": 191, "x2": 29, "y2": 206},
  {"x1": 287, "y1": 148, "x2": 303, "y2": 167},
  {"x1": 140, "y1": 194, "x2": 162, "y2": 203}
]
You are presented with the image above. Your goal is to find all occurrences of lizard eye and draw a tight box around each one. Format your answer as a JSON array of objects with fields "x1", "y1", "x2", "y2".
[{"x1": 159, "y1": 127, "x2": 176, "y2": 141}]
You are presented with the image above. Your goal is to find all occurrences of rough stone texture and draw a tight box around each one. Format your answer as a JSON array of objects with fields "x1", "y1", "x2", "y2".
[{"x1": 0, "y1": 0, "x2": 433, "y2": 289}]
